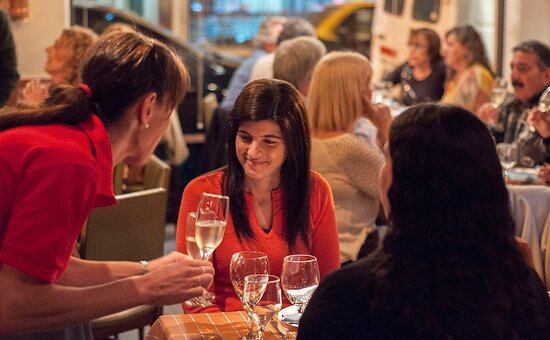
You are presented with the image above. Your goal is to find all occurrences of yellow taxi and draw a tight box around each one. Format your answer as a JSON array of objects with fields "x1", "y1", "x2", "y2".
[{"x1": 309, "y1": 2, "x2": 375, "y2": 56}]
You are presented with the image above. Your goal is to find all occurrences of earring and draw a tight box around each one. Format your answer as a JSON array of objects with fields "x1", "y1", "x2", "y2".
[{"x1": 144, "y1": 123, "x2": 150, "y2": 129}]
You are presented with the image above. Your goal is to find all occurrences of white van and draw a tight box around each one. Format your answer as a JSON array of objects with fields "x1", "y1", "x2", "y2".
[{"x1": 370, "y1": 0, "x2": 498, "y2": 81}]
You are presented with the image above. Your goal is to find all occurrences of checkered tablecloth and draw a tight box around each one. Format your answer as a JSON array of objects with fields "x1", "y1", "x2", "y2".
[{"x1": 145, "y1": 311, "x2": 295, "y2": 339}]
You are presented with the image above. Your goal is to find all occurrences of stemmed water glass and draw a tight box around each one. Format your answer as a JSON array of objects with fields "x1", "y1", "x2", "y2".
[
  {"x1": 496, "y1": 143, "x2": 518, "y2": 172},
  {"x1": 490, "y1": 77, "x2": 508, "y2": 109},
  {"x1": 243, "y1": 274, "x2": 282, "y2": 340},
  {"x1": 230, "y1": 251, "x2": 270, "y2": 339},
  {"x1": 281, "y1": 255, "x2": 320, "y2": 315}
]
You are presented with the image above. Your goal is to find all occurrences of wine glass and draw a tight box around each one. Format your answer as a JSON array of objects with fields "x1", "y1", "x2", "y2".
[
  {"x1": 496, "y1": 143, "x2": 518, "y2": 171},
  {"x1": 281, "y1": 255, "x2": 320, "y2": 315},
  {"x1": 490, "y1": 77, "x2": 508, "y2": 109},
  {"x1": 230, "y1": 252, "x2": 270, "y2": 339},
  {"x1": 243, "y1": 274, "x2": 282, "y2": 340},
  {"x1": 183, "y1": 212, "x2": 209, "y2": 307},
  {"x1": 539, "y1": 86, "x2": 550, "y2": 113},
  {"x1": 195, "y1": 192, "x2": 229, "y2": 260},
  {"x1": 194, "y1": 192, "x2": 229, "y2": 303}
]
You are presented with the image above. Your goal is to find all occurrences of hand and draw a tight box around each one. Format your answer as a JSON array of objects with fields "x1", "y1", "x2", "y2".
[
  {"x1": 539, "y1": 164, "x2": 550, "y2": 183},
  {"x1": 527, "y1": 108, "x2": 550, "y2": 138},
  {"x1": 148, "y1": 251, "x2": 190, "y2": 271},
  {"x1": 476, "y1": 102, "x2": 499, "y2": 126},
  {"x1": 363, "y1": 101, "x2": 392, "y2": 131},
  {"x1": 138, "y1": 254, "x2": 214, "y2": 305},
  {"x1": 20, "y1": 79, "x2": 49, "y2": 106}
]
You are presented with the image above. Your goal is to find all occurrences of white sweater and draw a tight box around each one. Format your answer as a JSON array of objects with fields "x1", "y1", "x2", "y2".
[{"x1": 311, "y1": 134, "x2": 384, "y2": 263}]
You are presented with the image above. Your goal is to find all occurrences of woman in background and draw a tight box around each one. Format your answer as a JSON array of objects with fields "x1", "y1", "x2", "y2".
[
  {"x1": 441, "y1": 25, "x2": 493, "y2": 112},
  {"x1": 384, "y1": 28, "x2": 446, "y2": 106},
  {"x1": 21, "y1": 26, "x2": 97, "y2": 106},
  {"x1": 177, "y1": 79, "x2": 340, "y2": 312},
  {"x1": 307, "y1": 51, "x2": 390, "y2": 264},
  {"x1": 298, "y1": 104, "x2": 549, "y2": 339}
]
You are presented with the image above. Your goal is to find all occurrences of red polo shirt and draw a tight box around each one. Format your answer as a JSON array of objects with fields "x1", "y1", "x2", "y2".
[{"x1": 0, "y1": 115, "x2": 116, "y2": 283}]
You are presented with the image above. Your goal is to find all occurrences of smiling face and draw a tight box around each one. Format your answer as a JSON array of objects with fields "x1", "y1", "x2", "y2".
[
  {"x1": 510, "y1": 50, "x2": 550, "y2": 102},
  {"x1": 236, "y1": 119, "x2": 287, "y2": 186}
]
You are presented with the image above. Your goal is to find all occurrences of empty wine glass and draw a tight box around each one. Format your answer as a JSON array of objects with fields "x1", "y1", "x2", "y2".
[
  {"x1": 281, "y1": 255, "x2": 320, "y2": 315},
  {"x1": 230, "y1": 251, "x2": 270, "y2": 339},
  {"x1": 490, "y1": 77, "x2": 508, "y2": 109},
  {"x1": 372, "y1": 81, "x2": 392, "y2": 104},
  {"x1": 496, "y1": 143, "x2": 518, "y2": 171},
  {"x1": 243, "y1": 274, "x2": 282, "y2": 340}
]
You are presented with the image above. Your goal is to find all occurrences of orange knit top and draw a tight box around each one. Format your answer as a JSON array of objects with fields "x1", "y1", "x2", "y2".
[{"x1": 176, "y1": 170, "x2": 340, "y2": 313}]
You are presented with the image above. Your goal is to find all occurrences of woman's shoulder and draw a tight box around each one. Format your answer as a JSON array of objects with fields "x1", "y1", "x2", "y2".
[
  {"x1": 309, "y1": 170, "x2": 331, "y2": 192},
  {"x1": 185, "y1": 169, "x2": 225, "y2": 194}
]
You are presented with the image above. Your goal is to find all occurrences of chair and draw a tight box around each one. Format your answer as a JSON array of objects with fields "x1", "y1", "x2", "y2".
[
  {"x1": 79, "y1": 188, "x2": 168, "y2": 339},
  {"x1": 143, "y1": 155, "x2": 171, "y2": 190}
]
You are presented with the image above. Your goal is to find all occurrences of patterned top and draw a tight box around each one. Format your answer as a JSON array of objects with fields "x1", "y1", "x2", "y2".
[{"x1": 441, "y1": 63, "x2": 493, "y2": 112}]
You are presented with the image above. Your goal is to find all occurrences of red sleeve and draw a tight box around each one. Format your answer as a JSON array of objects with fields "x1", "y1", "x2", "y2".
[
  {"x1": 309, "y1": 172, "x2": 341, "y2": 280},
  {"x1": 176, "y1": 173, "x2": 222, "y2": 313},
  {"x1": 0, "y1": 163, "x2": 98, "y2": 283}
]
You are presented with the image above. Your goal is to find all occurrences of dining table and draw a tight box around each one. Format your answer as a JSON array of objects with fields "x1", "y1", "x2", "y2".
[
  {"x1": 145, "y1": 311, "x2": 296, "y2": 339},
  {"x1": 507, "y1": 182, "x2": 550, "y2": 287}
]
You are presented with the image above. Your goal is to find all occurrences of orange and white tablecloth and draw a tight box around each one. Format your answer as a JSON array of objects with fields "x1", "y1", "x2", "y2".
[{"x1": 145, "y1": 311, "x2": 295, "y2": 340}]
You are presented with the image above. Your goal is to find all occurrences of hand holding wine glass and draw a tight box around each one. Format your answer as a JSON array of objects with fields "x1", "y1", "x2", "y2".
[
  {"x1": 243, "y1": 274, "x2": 282, "y2": 340},
  {"x1": 527, "y1": 86, "x2": 550, "y2": 138},
  {"x1": 281, "y1": 255, "x2": 320, "y2": 315}
]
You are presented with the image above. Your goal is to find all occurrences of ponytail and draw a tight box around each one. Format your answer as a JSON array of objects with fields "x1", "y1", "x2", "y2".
[{"x1": 0, "y1": 85, "x2": 96, "y2": 132}]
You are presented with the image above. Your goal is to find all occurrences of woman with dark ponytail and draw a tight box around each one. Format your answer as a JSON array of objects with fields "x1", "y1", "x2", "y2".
[{"x1": 0, "y1": 32, "x2": 214, "y2": 336}]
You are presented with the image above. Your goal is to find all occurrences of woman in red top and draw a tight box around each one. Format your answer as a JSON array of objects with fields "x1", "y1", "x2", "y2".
[
  {"x1": 177, "y1": 79, "x2": 340, "y2": 312},
  {"x1": 0, "y1": 32, "x2": 213, "y2": 336}
]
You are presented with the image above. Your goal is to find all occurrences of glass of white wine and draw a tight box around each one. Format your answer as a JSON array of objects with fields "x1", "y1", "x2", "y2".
[
  {"x1": 496, "y1": 143, "x2": 518, "y2": 171},
  {"x1": 195, "y1": 192, "x2": 229, "y2": 260},
  {"x1": 183, "y1": 212, "x2": 207, "y2": 307},
  {"x1": 230, "y1": 252, "x2": 270, "y2": 339},
  {"x1": 281, "y1": 255, "x2": 320, "y2": 315},
  {"x1": 490, "y1": 77, "x2": 508, "y2": 109},
  {"x1": 194, "y1": 192, "x2": 229, "y2": 303},
  {"x1": 243, "y1": 274, "x2": 282, "y2": 340}
]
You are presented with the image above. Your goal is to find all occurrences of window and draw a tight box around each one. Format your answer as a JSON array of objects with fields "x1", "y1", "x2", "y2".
[
  {"x1": 412, "y1": 0, "x2": 440, "y2": 23},
  {"x1": 384, "y1": 0, "x2": 404, "y2": 15}
]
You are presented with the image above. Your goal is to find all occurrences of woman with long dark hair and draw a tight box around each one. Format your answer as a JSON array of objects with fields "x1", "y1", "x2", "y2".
[
  {"x1": 176, "y1": 79, "x2": 340, "y2": 312},
  {"x1": 0, "y1": 32, "x2": 214, "y2": 336},
  {"x1": 298, "y1": 104, "x2": 550, "y2": 339}
]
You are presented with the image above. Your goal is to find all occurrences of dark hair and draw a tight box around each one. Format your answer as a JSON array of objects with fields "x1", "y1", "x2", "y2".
[
  {"x1": 370, "y1": 104, "x2": 547, "y2": 337},
  {"x1": 0, "y1": 31, "x2": 189, "y2": 131},
  {"x1": 276, "y1": 18, "x2": 316, "y2": 46},
  {"x1": 513, "y1": 40, "x2": 550, "y2": 70},
  {"x1": 410, "y1": 28, "x2": 441, "y2": 65},
  {"x1": 226, "y1": 79, "x2": 311, "y2": 250},
  {"x1": 445, "y1": 25, "x2": 493, "y2": 78}
]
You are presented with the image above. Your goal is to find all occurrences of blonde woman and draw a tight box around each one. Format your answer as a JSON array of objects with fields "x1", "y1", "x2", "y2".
[
  {"x1": 21, "y1": 26, "x2": 98, "y2": 106},
  {"x1": 307, "y1": 51, "x2": 391, "y2": 264}
]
